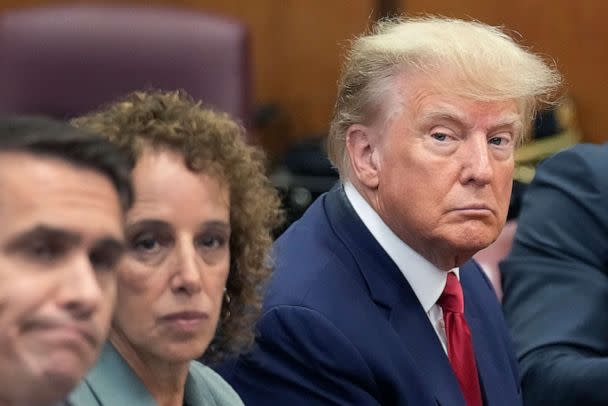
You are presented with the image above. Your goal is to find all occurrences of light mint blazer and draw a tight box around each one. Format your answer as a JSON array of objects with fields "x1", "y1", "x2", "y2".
[{"x1": 68, "y1": 343, "x2": 243, "y2": 406}]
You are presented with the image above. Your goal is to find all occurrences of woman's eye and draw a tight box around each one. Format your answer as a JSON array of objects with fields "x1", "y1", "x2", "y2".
[
  {"x1": 197, "y1": 234, "x2": 226, "y2": 250},
  {"x1": 131, "y1": 233, "x2": 159, "y2": 252}
]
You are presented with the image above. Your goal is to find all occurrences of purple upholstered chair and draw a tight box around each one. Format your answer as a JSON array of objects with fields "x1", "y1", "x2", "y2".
[{"x1": 0, "y1": 5, "x2": 252, "y2": 126}]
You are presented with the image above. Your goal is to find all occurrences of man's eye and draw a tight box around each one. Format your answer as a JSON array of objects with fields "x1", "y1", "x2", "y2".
[
  {"x1": 431, "y1": 132, "x2": 449, "y2": 141},
  {"x1": 89, "y1": 252, "x2": 120, "y2": 272},
  {"x1": 489, "y1": 137, "x2": 507, "y2": 146},
  {"x1": 27, "y1": 241, "x2": 62, "y2": 262}
]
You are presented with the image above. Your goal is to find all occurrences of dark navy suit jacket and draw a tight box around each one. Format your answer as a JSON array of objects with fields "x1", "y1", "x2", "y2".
[{"x1": 220, "y1": 186, "x2": 521, "y2": 405}]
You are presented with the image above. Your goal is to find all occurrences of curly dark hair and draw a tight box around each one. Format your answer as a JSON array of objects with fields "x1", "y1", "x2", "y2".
[{"x1": 72, "y1": 90, "x2": 283, "y2": 362}]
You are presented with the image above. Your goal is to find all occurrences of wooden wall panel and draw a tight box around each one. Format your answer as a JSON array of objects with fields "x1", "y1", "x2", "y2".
[
  {"x1": 0, "y1": 0, "x2": 375, "y2": 148},
  {"x1": 400, "y1": 0, "x2": 608, "y2": 143},
  {"x1": 173, "y1": 0, "x2": 376, "y2": 140},
  {"x1": 3, "y1": 1, "x2": 608, "y2": 144}
]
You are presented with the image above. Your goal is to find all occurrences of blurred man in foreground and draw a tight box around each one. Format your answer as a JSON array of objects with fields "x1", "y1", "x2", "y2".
[
  {"x1": 221, "y1": 17, "x2": 561, "y2": 405},
  {"x1": 0, "y1": 116, "x2": 132, "y2": 406}
]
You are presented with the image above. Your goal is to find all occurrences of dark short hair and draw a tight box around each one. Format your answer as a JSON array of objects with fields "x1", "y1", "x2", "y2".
[{"x1": 0, "y1": 115, "x2": 133, "y2": 210}]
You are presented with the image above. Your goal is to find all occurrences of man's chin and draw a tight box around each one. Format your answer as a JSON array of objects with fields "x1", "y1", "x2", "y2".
[
  {"x1": 15, "y1": 374, "x2": 78, "y2": 406},
  {"x1": 438, "y1": 230, "x2": 499, "y2": 263},
  {"x1": 37, "y1": 355, "x2": 91, "y2": 401}
]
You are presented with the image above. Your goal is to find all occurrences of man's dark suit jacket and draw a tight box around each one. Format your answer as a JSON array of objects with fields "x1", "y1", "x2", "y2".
[
  {"x1": 220, "y1": 186, "x2": 521, "y2": 405},
  {"x1": 501, "y1": 143, "x2": 608, "y2": 405}
]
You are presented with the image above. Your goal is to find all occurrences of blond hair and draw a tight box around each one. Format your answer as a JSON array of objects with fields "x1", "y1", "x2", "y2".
[{"x1": 328, "y1": 16, "x2": 562, "y2": 177}]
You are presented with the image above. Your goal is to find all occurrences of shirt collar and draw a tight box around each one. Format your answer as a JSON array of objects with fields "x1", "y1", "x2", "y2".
[{"x1": 343, "y1": 182, "x2": 459, "y2": 312}]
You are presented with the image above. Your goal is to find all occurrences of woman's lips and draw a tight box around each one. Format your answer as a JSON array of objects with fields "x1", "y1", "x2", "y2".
[{"x1": 159, "y1": 311, "x2": 207, "y2": 333}]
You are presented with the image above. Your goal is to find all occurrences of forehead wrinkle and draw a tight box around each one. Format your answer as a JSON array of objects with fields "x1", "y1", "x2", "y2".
[
  {"x1": 418, "y1": 109, "x2": 469, "y2": 130},
  {"x1": 489, "y1": 114, "x2": 523, "y2": 129},
  {"x1": 413, "y1": 89, "x2": 470, "y2": 124},
  {"x1": 416, "y1": 97, "x2": 523, "y2": 131},
  {"x1": 401, "y1": 77, "x2": 467, "y2": 129},
  {"x1": 130, "y1": 184, "x2": 229, "y2": 220},
  {"x1": 402, "y1": 69, "x2": 524, "y2": 126},
  {"x1": 127, "y1": 181, "x2": 230, "y2": 235}
]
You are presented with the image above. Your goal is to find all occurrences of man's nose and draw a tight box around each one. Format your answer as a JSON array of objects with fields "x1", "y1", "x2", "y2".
[
  {"x1": 459, "y1": 134, "x2": 493, "y2": 186},
  {"x1": 59, "y1": 254, "x2": 103, "y2": 320}
]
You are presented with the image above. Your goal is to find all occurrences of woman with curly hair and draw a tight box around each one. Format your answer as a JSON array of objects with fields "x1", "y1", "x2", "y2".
[{"x1": 68, "y1": 90, "x2": 282, "y2": 406}]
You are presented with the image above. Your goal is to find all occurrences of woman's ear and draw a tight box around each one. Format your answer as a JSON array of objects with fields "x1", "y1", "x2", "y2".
[{"x1": 345, "y1": 124, "x2": 380, "y2": 189}]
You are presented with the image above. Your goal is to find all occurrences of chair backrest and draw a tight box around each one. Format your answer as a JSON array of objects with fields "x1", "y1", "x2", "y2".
[
  {"x1": 473, "y1": 220, "x2": 518, "y2": 300},
  {"x1": 0, "y1": 5, "x2": 251, "y2": 125}
]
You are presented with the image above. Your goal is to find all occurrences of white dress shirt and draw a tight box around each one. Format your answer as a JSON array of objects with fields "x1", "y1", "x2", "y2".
[{"x1": 344, "y1": 182, "x2": 459, "y2": 354}]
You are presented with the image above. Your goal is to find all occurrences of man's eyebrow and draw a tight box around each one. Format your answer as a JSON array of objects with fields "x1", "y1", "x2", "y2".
[
  {"x1": 4, "y1": 224, "x2": 81, "y2": 252},
  {"x1": 91, "y1": 237, "x2": 126, "y2": 257},
  {"x1": 418, "y1": 108, "x2": 467, "y2": 126},
  {"x1": 489, "y1": 116, "x2": 523, "y2": 130}
]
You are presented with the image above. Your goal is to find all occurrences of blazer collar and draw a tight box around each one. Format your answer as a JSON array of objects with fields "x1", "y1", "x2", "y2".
[
  {"x1": 73, "y1": 342, "x2": 156, "y2": 405},
  {"x1": 71, "y1": 342, "x2": 205, "y2": 405},
  {"x1": 324, "y1": 185, "x2": 409, "y2": 309}
]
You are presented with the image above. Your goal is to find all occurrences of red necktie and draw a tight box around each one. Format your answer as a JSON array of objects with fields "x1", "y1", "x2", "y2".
[{"x1": 438, "y1": 272, "x2": 483, "y2": 406}]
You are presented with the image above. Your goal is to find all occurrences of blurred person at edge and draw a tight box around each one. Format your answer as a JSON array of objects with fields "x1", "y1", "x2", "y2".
[
  {"x1": 68, "y1": 90, "x2": 282, "y2": 406},
  {"x1": 220, "y1": 16, "x2": 561, "y2": 406},
  {"x1": 0, "y1": 116, "x2": 133, "y2": 406},
  {"x1": 502, "y1": 142, "x2": 608, "y2": 406}
]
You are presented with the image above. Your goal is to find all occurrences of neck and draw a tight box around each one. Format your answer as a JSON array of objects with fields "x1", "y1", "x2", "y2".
[{"x1": 109, "y1": 331, "x2": 190, "y2": 406}]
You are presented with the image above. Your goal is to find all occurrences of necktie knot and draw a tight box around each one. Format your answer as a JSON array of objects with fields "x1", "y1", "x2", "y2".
[{"x1": 438, "y1": 272, "x2": 464, "y2": 314}]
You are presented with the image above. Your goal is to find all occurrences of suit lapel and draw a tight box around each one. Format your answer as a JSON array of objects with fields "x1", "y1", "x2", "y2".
[
  {"x1": 324, "y1": 186, "x2": 403, "y2": 308},
  {"x1": 461, "y1": 267, "x2": 502, "y2": 406},
  {"x1": 389, "y1": 284, "x2": 467, "y2": 405},
  {"x1": 325, "y1": 186, "x2": 466, "y2": 405}
]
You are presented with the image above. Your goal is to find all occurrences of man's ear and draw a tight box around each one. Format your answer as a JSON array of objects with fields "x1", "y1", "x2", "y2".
[{"x1": 345, "y1": 124, "x2": 380, "y2": 189}]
